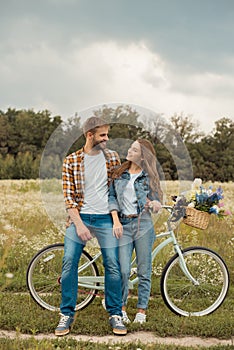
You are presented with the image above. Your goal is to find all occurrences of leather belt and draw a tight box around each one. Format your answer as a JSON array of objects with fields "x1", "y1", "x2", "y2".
[{"x1": 120, "y1": 213, "x2": 138, "y2": 219}]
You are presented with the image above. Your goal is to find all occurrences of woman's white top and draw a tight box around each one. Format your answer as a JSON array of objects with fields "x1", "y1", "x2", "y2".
[{"x1": 122, "y1": 172, "x2": 142, "y2": 215}]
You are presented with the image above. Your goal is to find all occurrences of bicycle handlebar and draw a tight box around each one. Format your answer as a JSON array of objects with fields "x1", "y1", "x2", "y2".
[{"x1": 162, "y1": 205, "x2": 173, "y2": 212}]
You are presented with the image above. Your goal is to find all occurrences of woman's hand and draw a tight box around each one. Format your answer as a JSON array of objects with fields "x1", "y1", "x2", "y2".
[
  {"x1": 113, "y1": 221, "x2": 123, "y2": 239},
  {"x1": 111, "y1": 210, "x2": 123, "y2": 239},
  {"x1": 145, "y1": 199, "x2": 162, "y2": 213}
]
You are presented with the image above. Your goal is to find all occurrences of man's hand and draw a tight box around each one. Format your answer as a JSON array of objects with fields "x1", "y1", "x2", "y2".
[
  {"x1": 67, "y1": 208, "x2": 92, "y2": 241},
  {"x1": 75, "y1": 222, "x2": 93, "y2": 241}
]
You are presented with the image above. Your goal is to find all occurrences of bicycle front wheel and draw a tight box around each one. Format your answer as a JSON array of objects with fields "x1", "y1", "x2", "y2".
[
  {"x1": 161, "y1": 246, "x2": 229, "y2": 316},
  {"x1": 26, "y1": 243, "x2": 99, "y2": 312}
]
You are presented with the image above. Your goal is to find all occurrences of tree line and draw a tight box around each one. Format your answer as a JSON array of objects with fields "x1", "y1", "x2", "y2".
[{"x1": 0, "y1": 107, "x2": 233, "y2": 181}]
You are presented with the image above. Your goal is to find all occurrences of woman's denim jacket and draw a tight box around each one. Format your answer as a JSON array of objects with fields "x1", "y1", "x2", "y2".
[{"x1": 109, "y1": 170, "x2": 160, "y2": 214}]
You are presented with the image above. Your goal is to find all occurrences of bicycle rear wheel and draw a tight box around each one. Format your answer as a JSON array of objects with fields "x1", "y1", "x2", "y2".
[
  {"x1": 26, "y1": 243, "x2": 99, "y2": 312},
  {"x1": 161, "y1": 246, "x2": 229, "y2": 316}
]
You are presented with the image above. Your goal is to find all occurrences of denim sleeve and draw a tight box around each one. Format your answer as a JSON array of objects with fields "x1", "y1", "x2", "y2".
[
  {"x1": 108, "y1": 181, "x2": 120, "y2": 212},
  {"x1": 148, "y1": 188, "x2": 161, "y2": 202}
]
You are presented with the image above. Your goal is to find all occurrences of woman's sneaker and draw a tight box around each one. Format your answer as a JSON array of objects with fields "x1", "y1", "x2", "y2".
[
  {"x1": 55, "y1": 313, "x2": 74, "y2": 336},
  {"x1": 133, "y1": 312, "x2": 146, "y2": 324},
  {"x1": 122, "y1": 310, "x2": 131, "y2": 324},
  {"x1": 109, "y1": 315, "x2": 127, "y2": 335}
]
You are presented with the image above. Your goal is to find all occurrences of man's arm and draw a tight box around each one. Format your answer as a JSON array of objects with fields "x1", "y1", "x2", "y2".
[{"x1": 62, "y1": 157, "x2": 92, "y2": 241}]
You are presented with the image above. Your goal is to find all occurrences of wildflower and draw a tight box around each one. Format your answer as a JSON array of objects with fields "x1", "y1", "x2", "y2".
[
  {"x1": 209, "y1": 205, "x2": 219, "y2": 214},
  {"x1": 224, "y1": 210, "x2": 232, "y2": 216},
  {"x1": 188, "y1": 202, "x2": 195, "y2": 208},
  {"x1": 192, "y1": 178, "x2": 202, "y2": 190},
  {"x1": 218, "y1": 202, "x2": 224, "y2": 208}
]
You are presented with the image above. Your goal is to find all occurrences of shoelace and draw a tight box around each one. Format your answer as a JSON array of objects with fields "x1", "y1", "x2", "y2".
[
  {"x1": 58, "y1": 314, "x2": 70, "y2": 327},
  {"x1": 122, "y1": 311, "x2": 129, "y2": 319},
  {"x1": 134, "y1": 312, "x2": 146, "y2": 322},
  {"x1": 112, "y1": 316, "x2": 123, "y2": 326}
]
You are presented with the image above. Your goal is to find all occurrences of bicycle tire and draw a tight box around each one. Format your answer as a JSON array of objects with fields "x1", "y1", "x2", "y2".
[
  {"x1": 26, "y1": 243, "x2": 99, "y2": 312},
  {"x1": 160, "y1": 246, "x2": 229, "y2": 316}
]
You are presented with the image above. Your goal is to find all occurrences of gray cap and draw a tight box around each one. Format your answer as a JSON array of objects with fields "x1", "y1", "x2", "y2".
[{"x1": 82, "y1": 116, "x2": 108, "y2": 135}]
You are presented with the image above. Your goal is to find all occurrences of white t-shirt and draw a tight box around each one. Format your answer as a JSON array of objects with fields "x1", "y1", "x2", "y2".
[
  {"x1": 80, "y1": 152, "x2": 109, "y2": 214},
  {"x1": 122, "y1": 172, "x2": 142, "y2": 215}
]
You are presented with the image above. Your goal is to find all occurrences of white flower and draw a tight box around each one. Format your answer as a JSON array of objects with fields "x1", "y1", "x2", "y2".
[
  {"x1": 210, "y1": 205, "x2": 219, "y2": 214},
  {"x1": 188, "y1": 202, "x2": 195, "y2": 208},
  {"x1": 191, "y1": 178, "x2": 202, "y2": 190}
]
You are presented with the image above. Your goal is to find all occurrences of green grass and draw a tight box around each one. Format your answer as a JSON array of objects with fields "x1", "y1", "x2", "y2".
[
  {"x1": 0, "y1": 286, "x2": 233, "y2": 338},
  {"x1": 0, "y1": 293, "x2": 233, "y2": 349},
  {"x1": 0, "y1": 337, "x2": 233, "y2": 350},
  {"x1": 0, "y1": 339, "x2": 233, "y2": 350}
]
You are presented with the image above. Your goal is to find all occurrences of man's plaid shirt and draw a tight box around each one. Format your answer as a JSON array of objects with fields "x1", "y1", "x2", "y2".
[{"x1": 62, "y1": 147, "x2": 120, "y2": 212}]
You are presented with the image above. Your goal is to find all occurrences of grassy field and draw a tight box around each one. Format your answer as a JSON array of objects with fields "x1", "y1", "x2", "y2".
[{"x1": 0, "y1": 180, "x2": 233, "y2": 349}]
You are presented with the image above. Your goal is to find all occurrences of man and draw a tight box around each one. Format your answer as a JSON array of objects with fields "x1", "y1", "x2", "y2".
[{"x1": 55, "y1": 116, "x2": 127, "y2": 336}]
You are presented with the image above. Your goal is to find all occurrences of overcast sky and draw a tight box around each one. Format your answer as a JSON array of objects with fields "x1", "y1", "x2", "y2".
[{"x1": 1, "y1": 0, "x2": 234, "y2": 133}]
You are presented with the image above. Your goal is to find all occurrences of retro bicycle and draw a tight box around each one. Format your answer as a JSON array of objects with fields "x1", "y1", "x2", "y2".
[{"x1": 26, "y1": 205, "x2": 230, "y2": 317}]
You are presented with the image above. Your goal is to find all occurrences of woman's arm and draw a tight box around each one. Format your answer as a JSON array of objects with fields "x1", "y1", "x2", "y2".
[
  {"x1": 108, "y1": 181, "x2": 120, "y2": 212},
  {"x1": 110, "y1": 210, "x2": 123, "y2": 239},
  {"x1": 108, "y1": 181, "x2": 123, "y2": 238},
  {"x1": 146, "y1": 186, "x2": 162, "y2": 213}
]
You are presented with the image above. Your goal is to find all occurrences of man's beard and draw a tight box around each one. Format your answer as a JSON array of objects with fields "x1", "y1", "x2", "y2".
[{"x1": 92, "y1": 139, "x2": 106, "y2": 150}]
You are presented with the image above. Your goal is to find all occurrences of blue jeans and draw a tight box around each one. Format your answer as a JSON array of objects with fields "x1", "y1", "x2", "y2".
[
  {"x1": 119, "y1": 213, "x2": 155, "y2": 310},
  {"x1": 60, "y1": 214, "x2": 122, "y2": 317}
]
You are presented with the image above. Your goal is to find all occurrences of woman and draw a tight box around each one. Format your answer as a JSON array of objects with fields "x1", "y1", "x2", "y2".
[{"x1": 109, "y1": 139, "x2": 163, "y2": 324}]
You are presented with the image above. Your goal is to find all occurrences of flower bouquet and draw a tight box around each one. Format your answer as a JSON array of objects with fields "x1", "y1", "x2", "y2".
[{"x1": 173, "y1": 178, "x2": 231, "y2": 229}]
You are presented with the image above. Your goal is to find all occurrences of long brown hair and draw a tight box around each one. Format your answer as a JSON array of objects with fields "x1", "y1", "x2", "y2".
[{"x1": 112, "y1": 139, "x2": 163, "y2": 202}]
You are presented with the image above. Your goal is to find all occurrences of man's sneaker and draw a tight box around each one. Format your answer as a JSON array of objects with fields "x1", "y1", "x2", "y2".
[
  {"x1": 133, "y1": 312, "x2": 146, "y2": 324},
  {"x1": 122, "y1": 310, "x2": 131, "y2": 324},
  {"x1": 109, "y1": 315, "x2": 127, "y2": 336},
  {"x1": 55, "y1": 313, "x2": 74, "y2": 336}
]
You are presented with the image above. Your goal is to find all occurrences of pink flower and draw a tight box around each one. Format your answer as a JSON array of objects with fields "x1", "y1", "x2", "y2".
[
  {"x1": 218, "y1": 202, "x2": 225, "y2": 208},
  {"x1": 224, "y1": 210, "x2": 232, "y2": 215}
]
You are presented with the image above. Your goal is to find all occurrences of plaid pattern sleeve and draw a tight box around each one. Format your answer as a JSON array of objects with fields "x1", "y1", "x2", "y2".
[
  {"x1": 104, "y1": 149, "x2": 121, "y2": 185},
  {"x1": 62, "y1": 149, "x2": 85, "y2": 210}
]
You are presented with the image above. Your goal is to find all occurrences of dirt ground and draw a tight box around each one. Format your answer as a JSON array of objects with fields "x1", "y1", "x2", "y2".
[{"x1": 0, "y1": 330, "x2": 233, "y2": 348}]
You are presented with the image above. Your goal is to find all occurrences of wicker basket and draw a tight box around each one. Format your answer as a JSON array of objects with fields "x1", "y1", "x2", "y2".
[{"x1": 183, "y1": 207, "x2": 210, "y2": 230}]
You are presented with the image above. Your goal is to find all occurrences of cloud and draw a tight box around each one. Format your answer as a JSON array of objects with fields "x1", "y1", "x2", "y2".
[
  {"x1": 0, "y1": 39, "x2": 169, "y2": 113},
  {"x1": 66, "y1": 40, "x2": 234, "y2": 132},
  {"x1": 0, "y1": 36, "x2": 233, "y2": 133},
  {"x1": 168, "y1": 68, "x2": 234, "y2": 97}
]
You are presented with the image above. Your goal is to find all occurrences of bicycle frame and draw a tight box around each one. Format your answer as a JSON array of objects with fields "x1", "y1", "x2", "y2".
[{"x1": 78, "y1": 206, "x2": 199, "y2": 291}]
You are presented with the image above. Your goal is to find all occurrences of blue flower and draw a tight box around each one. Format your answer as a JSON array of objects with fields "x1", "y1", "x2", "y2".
[{"x1": 209, "y1": 205, "x2": 219, "y2": 214}]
